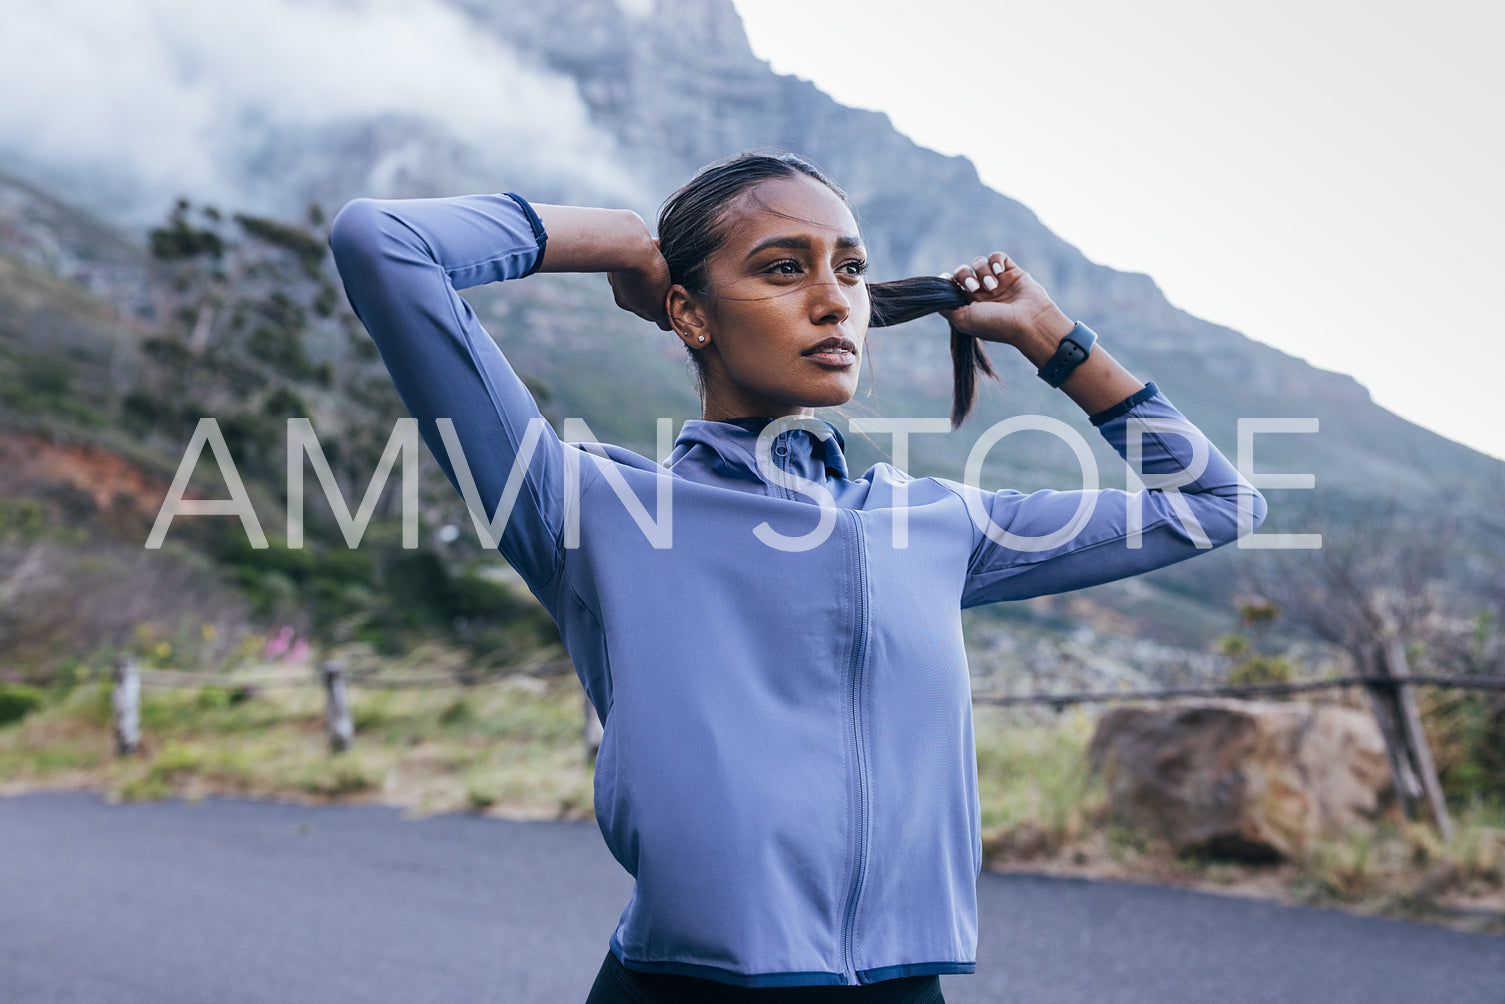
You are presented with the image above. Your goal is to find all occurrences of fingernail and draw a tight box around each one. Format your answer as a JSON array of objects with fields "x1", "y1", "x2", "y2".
[
  {"x1": 963, "y1": 277, "x2": 980, "y2": 293},
  {"x1": 982, "y1": 275, "x2": 997, "y2": 291},
  {"x1": 992, "y1": 261, "x2": 1005, "y2": 275}
]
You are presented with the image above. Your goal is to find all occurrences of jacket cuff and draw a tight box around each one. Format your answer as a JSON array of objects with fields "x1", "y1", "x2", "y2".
[
  {"x1": 1089, "y1": 381, "x2": 1159, "y2": 427},
  {"x1": 503, "y1": 192, "x2": 548, "y2": 276}
]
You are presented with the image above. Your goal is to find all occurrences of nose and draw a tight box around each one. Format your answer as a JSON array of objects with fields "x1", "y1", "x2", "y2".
[{"x1": 806, "y1": 267, "x2": 852, "y2": 326}]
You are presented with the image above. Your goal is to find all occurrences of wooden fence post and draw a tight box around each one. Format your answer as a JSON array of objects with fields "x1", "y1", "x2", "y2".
[
  {"x1": 1381, "y1": 640, "x2": 1454, "y2": 842},
  {"x1": 1364, "y1": 640, "x2": 1454, "y2": 842},
  {"x1": 113, "y1": 656, "x2": 140, "y2": 756},
  {"x1": 582, "y1": 692, "x2": 603, "y2": 761},
  {"x1": 1361, "y1": 646, "x2": 1422, "y2": 816},
  {"x1": 322, "y1": 660, "x2": 353, "y2": 753}
]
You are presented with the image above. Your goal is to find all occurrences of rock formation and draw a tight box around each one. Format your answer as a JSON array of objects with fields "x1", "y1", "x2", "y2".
[{"x1": 1087, "y1": 698, "x2": 1393, "y2": 860}]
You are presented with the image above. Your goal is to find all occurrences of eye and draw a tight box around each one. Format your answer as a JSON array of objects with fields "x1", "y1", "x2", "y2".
[
  {"x1": 838, "y1": 258, "x2": 868, "y2": 277},
  {"x1": 763, "y1": 259, "x2": 803, "y2": 276}
]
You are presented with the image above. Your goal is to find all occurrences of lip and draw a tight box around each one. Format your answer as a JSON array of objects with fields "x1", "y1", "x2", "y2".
[{"x1": 802, "y1": 336, "x2": 859, "y2": 367}]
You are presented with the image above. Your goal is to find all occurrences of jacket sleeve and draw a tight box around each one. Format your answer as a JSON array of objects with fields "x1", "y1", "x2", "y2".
[
  {"x1": 328, "y1": 193, "x2": 566, "y2": 594},
  {"x1": 959, "y1": 383, "x2": 1266, "y2": 607}
]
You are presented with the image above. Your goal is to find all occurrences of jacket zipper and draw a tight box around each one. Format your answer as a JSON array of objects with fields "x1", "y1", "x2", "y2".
[
  {"x1": 777, "y1": 432, "x2": 871, "y2": 980},
  {"x1": 772, "y1": 433, "x2": 794, "y2": 500},
  {"x1": 840, "y1": 509, "x2": 871, "y2": 982}
]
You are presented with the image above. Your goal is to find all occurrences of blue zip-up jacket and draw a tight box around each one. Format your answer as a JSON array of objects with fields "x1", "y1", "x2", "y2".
[{"x1": 329, "y1": 193, "x2": 1266, "y2": 988}]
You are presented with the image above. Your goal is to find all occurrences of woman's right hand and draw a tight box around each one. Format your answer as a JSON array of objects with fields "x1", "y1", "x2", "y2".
[
  {"x1": 533, "y1": 204, "x2": 671, "y2": 330},
  {"x1": 608, "y1": 241, "x2": 672, "y2": 331}
]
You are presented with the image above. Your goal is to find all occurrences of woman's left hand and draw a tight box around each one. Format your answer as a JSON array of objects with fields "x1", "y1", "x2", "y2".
[{"x1": 942, "y1": 253, "x2": 1074, "y2": 350}]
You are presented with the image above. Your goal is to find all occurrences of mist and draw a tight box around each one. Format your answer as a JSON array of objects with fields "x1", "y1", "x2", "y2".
[{"x1": 0, "y1": 0, "x2": 642, "y2": 226}]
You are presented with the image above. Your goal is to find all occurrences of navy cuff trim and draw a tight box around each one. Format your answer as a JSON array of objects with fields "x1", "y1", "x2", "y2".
[
  {"x1": 1089, "y1": 381, "x2": 1159, "y2": 427},
  {"x1": 503, "y1": 192, "x2": 548, "y2": 277}
]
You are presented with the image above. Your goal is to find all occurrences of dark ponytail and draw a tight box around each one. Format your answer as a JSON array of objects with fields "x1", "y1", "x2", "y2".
[{"x1": 869, "y1": 277, "x2": 998, "y2": 428}]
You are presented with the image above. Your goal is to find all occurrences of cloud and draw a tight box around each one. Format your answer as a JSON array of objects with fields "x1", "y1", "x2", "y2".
[{"x1": 0, "y1": 0, "x2": 640, "y2": 223}]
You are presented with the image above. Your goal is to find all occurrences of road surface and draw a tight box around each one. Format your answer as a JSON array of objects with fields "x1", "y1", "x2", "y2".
[{"x1": 1, "y1": 793, "x2": 1499, "y2": 1002}]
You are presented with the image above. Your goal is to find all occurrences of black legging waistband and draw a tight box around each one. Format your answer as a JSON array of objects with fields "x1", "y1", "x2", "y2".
[{"x1": 585, "y1": 951, "x2": 946, "y2": 1004}]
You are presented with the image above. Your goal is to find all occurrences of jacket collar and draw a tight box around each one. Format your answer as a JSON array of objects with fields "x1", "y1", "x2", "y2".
[{"x1": 670, "y1": 416, "x2": 849, "y2": 483}]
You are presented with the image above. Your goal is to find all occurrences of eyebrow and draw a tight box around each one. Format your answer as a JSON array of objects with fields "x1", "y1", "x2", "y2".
[{"x1": 744, "y1": 234, "x2": 866, "y2": 259}]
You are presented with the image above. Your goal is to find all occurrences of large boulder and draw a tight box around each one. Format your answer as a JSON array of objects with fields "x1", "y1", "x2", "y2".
[{"x1": 1086, "y1": 699, "x2": 1392, "y2": 860}]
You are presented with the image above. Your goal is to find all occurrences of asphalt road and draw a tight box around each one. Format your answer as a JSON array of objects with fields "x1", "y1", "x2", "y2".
[{"x1": 1, "y1": 793, "x2": 1499, "y2": 1003}]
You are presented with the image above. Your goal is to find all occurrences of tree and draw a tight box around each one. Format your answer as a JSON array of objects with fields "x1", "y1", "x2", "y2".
[{"x1": 1248, "y1": 503, "x2": 1488, "y2": 840}]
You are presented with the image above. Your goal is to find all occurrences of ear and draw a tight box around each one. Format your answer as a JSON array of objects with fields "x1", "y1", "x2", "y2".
[{"x1": 667, "y1": 284, "x2": 711, "y2": 350}]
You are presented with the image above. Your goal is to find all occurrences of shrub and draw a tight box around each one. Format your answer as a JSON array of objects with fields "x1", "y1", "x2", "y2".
[
  {"x1": 247, "y1": 324, "x2": 315, "y2": 381},
  {"x1": 1227, "y1": 654, "x2": 1296, "y2": 689},
  {"x1": 121, "y1": 389, "x2": 172, "y2": 433},
  {"x1": 234, "y1": 213, "x2": 327, "y2": 276},
  {"x1": 149, "y1": 215, "x2": 225, "y2": 261},
  {"x1": 1420, "y1": 689, "x2": 1505, "y2": 807},
  {"x1": 0, "y1": 498, "x2": 46, "y2": 542},
  {"x1": 261, "y1": 386, "x2": 308, "y2": 419},
  {"x1": 0, "y1": 683, "x2": 46, "y2": 726}
]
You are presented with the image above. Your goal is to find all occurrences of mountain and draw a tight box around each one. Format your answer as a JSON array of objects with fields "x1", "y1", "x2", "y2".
[
  {"x1": 2, "y1": 0, "x2": 1501, "y2": 674},
  {"x1": 7, "y1": 0, "x2": 1498, "y2": 493}
]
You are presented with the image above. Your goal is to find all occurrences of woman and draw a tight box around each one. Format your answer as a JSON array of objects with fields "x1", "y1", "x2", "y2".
[{"x1": 329, "y1": 152, "x2": 1264, "y2": 1002}]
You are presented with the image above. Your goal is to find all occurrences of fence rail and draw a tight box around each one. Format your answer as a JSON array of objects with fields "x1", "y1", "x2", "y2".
[
  {"x1": 104, "y1": 654, "x2": 1501, "y2": 841},
  {"x1": 971, "y1": 674, "x2": 1505, "y2": 708},
  {"x1": 115, "y1": 657, "x2": 1505, "y2": 735},
  {"x1": 132, "y1": 660, "x2": 575, "y2": 692}
]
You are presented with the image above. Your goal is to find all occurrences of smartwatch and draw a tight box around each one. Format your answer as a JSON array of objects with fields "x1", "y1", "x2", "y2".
[{"x1": 1037, "y1": 322, "x2": 1098, "y2": 388}]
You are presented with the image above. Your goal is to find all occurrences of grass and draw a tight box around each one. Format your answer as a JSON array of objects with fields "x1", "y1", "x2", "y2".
[
  {"x1": 1285, "y1": 802, "x2": 1505, "y2": 926},
  {"x1": 974, "y1": 704, "x2": 1106, "y2": 860},
  {"x1": 0, "y1": 663, "x2": 595, "y2": 821},
  {"x1": 969, "y1": 703, "x2": 1504, "y2": 935},
  {"x1": 2, "y1": 668, "x2": 1500, "y2": 933}
]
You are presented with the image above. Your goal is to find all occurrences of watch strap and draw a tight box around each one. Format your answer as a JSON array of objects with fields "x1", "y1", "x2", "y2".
[{"x1": 1037, "y1": 322, "x2": 1098, "y2": 388}]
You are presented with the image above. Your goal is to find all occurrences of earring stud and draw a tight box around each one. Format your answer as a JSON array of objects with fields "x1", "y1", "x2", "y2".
[{"x1": 697, "y1": 334, "x2": 706, "y2": 343}]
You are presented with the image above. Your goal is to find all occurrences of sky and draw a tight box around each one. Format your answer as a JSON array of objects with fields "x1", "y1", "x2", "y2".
[{"x1": 732, "y1": 0, "x2": 1505, "y2": 462}]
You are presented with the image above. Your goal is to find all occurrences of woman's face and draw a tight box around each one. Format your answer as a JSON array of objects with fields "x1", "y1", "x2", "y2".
[{"x1": 683, "y1": 174, "x2": 871, "y2": 422}]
